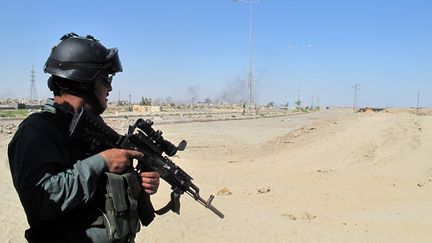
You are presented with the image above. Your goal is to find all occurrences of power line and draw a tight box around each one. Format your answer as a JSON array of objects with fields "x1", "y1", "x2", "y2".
[{"x1": 29, "y1": 65, "x2": 38, "y2": 109}]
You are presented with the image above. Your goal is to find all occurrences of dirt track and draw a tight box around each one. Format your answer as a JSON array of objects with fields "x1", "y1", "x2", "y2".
[{"x1": 2, "y1": 108, "x2": 432, "y2": 242}]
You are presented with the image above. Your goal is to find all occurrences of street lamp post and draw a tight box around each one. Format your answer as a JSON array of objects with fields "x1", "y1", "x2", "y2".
[
  {"x1": 234, "y1": 0, "x2": 260, "y2": 112},
  {"x1": 288, "y1": 44, "x2": 312, "y2": 110}
]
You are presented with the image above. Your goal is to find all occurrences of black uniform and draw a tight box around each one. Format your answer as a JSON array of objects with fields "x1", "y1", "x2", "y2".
[{"x1": 8, "y1": 100, "x2": 110, "y2": 242}]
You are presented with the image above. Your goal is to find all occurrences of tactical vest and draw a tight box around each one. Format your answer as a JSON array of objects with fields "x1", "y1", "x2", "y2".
[{"x1": 102, "y1": 171, "x2": 141, "y2": 240}]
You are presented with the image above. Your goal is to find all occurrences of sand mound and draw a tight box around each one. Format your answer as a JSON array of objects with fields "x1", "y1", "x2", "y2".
[{"x1": 2, "y1": 109, "x2": 432, "y2": 242}]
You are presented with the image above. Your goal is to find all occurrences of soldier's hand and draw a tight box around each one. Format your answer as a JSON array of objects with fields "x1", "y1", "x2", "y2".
[
  {"x1": 100, "y1": 148, "x2": 143, "y2": 173},
  {"x1": 139, "y1": 171, "x2": 160, "y2": 195}
]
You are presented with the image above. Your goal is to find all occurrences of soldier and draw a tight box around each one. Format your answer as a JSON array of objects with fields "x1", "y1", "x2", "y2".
[{"x1": 8, "y1": 33, "x2": 159, "y2": 243}]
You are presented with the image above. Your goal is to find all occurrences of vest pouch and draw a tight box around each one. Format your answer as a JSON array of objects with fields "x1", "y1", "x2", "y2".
[{"x1": 104, "y1": 172, "x2": 141, "y2": 240}]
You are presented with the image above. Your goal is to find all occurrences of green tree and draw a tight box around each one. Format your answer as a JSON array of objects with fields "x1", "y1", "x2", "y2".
[
  {"x1": 140, "y1": 97, "x2": 152, "y2": 106},
  {"x1": 266, "y1": 101, "x2": 274, "y2": 108}
]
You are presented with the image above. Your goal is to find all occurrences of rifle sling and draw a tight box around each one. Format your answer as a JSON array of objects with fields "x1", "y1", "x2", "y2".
[{"x1": 154, "y1": 191, "x2": 181, "y2": 215}]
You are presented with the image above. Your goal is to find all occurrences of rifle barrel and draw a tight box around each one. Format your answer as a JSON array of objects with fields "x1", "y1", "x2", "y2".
[{"x1": 186, "y1": 190, "x2": 224, "y2": 219}]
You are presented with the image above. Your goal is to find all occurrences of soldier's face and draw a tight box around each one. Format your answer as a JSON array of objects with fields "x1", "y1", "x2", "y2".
[{"x1": 94, "y1": 74, "x2": 113, "y2": 111}]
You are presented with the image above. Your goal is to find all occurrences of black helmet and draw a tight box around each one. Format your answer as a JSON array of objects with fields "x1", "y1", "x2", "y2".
[{"x1": 44, "y1": 32, "x2": 122, "y2": 83}]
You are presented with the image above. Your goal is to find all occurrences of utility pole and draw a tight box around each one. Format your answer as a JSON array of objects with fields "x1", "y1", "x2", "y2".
[
  {"x1": 353, "y1": 83, "x2": 360, "y2": 112},
  {"x1": 314, "y1": 80, "x2": 320, "y2": 109},
  {"x1": 297, "y1": 79, "x2": 301, "y2": 109},
  {"x1": 416, "y1": 91, "x2": 420, "y2": 115},
  {"x1": 29, "y1": 65, "x2": 38, "y2": 110},
  {"x1": 129, "y1": 94, "x2": 132, "y2": 111}
]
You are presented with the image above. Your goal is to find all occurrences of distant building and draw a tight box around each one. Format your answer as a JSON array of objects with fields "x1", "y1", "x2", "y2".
[
  {"x1": 132, "y1": 105, "x2": 161, "y2": 113},
  {"x1": 0, "y1": 103, "x2": 26, "y2": 110}
]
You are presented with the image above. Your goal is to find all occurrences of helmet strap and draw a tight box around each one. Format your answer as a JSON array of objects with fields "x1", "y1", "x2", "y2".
[{"x1": 49, "y1": 76, "x2": 105, "y2": 115}]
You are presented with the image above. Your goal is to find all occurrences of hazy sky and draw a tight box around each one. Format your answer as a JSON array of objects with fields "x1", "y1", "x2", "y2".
[{"x1": 0, "y1": 0, "x2": 431, "y2": 107}]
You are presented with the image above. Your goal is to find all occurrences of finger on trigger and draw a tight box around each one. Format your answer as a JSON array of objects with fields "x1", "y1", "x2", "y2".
[{"x1": 127, "y1": 150, "x2": 144, "y2": 159}]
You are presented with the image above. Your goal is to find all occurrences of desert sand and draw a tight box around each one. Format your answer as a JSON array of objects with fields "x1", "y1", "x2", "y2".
[{"x1": 1, "y1": 108, "x2": 432, "y2": 242}]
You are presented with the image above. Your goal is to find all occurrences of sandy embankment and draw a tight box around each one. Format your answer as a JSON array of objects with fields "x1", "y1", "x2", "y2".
[{"x1": 1, "y1": 108, "x2": 432, "y2": 242}]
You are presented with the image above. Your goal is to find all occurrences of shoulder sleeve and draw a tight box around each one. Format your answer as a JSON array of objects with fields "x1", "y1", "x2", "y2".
[{"x1": 8, "y1": 114, "x2": 108, "y2": 224}]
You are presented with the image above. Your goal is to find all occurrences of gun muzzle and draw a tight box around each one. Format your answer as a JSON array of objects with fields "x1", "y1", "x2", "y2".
[{"x1": 205, "y1": 195, "x2": 225, "y2": 219}]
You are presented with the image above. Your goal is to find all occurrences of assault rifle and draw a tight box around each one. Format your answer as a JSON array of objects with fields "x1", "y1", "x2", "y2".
[{"x1": 69, "y1": 107, "x2": 224, "y2": 219}]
